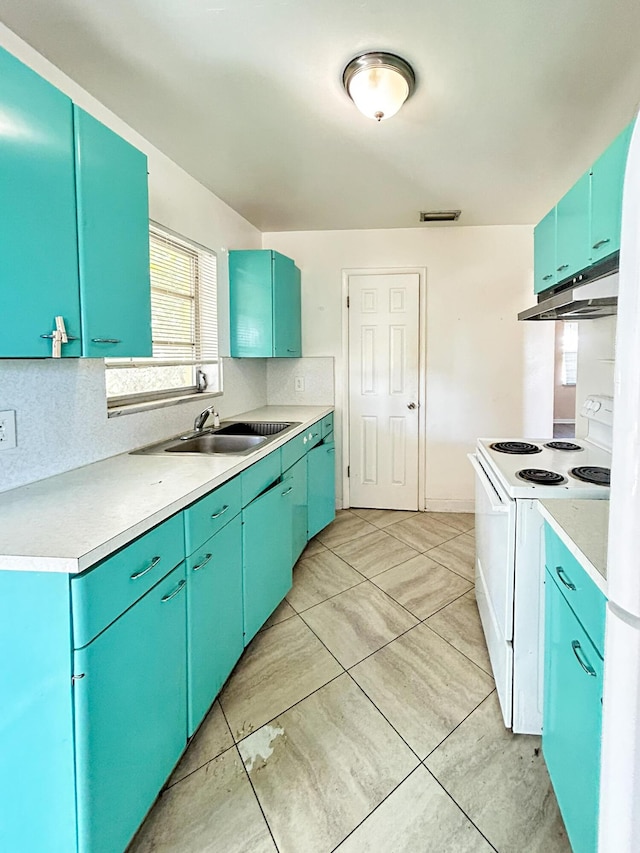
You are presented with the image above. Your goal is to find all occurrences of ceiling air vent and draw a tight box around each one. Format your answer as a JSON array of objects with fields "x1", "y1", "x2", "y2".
[{"x1": 419, "y1": 210, "x2": 461, "y2": 223}]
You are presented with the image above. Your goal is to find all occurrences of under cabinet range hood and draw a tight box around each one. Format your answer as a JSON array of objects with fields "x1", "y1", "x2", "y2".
[{"x1": 519, "y1": 270, "x2": 619, "y2": 321}]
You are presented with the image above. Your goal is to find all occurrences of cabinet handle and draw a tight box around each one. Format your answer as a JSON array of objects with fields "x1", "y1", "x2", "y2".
[
  {"x1": 130, "y1": 555, "x2": 161, "y2": 580},
  {"x1": 592, "y1": 238, "x2": 611, "y2": 250},
  {"x1": 312, "y1": 432, "x2": 320, "y2": 439},
  {"x1": 91, "y1": 338, "x2": 122, "y2": 344},
  {"x1": 211, "y1": 505, "x2": 229, "y2": 519},
  {"x1": 72, "y1": 673, "x2": 86, "y2": 684},
  {"x1": 556, "y1": 264, "x2": 569, "y2": 272},
  {"x1": 287, "y1": 348, "x2": 296, "y2": 353},
  {"x1": 193, "y1": 553, "x2": 213, "y2": 572},
  {"x1": 281, "y1": 486, "x2": 294, "y2": 496},
  {"x1": 555, "y1": 566, "x2": 576, "y2": 591},
  {"x1": 40, "y1": 333, "x2": 79, "y2": 341},
  {"x1": 327, "y1": 447, "x2": 336, "y2": 453},
  {"x1": 161, "y1": 579, "x2": 186, "y2": 602},
  {"x1": 571, "y1": 640, "x2": 596, "y2": 676},
  {"x1": 542, "y1": 274, "x2": 553, "y2": 282}
]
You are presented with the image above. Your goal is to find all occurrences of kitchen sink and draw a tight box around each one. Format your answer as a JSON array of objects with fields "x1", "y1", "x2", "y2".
[{"x1": 131, "y1": 420, "x2": 301, "y2": 456}]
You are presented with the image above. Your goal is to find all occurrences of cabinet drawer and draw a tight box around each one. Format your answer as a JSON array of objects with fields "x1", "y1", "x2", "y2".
[
  {"x1": 281, "y1": 423, "x2": 322, "y2": 471},
  {"x1": 184, "y1": 476, "x2": 242, "y2": 555},
  {"x1": 321, "y1": 413, "x2": 334, "y2": 438},
  {"x1": 544, "y1": 523, "x2": 606, "y2": 657},
  {"x1": 241, "y1": 451, "x2": 282, "y2": 506},
  {"x1": 71, "y1": 512, "x2": 184, "y2": 649}
]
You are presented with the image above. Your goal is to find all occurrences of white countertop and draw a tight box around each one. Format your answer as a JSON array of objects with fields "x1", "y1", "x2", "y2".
[
  {"x1": 538, "y1": 499, "x2": 609, "y2": 594},
  {"x1": 0, "y1": 406, "x2": 332, "y2": 574}
]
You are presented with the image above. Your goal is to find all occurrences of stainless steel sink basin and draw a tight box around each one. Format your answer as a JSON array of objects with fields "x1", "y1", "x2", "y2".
[
  {"x1": 165, "y1": 434, "x2": 266, "y2": 454},
  {"x1": 131, "y1": 420, "x2": 301, "y2": 456}
]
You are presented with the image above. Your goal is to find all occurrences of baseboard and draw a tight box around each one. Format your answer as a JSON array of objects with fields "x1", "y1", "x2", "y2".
[{"x1": 424, "y1": 499, "x2": 475, "y2": 513}]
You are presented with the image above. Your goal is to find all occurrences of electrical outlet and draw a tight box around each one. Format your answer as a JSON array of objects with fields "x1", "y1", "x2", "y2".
[
  {"x1": 0, "y1": 410, "x2": 17, "y2": 450},
  {"x1": 294, "y1": 376, "x2": 305, "y2": 392}
]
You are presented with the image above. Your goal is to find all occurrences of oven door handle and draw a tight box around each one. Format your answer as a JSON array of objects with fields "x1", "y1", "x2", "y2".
[{"x1": 468, "y1": 454, "x2": 510, "y2": 514}]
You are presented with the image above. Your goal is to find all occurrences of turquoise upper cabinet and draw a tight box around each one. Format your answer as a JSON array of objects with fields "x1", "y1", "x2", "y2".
[
  {"x1": 590, "y1": 123, "x2": 633, "y2": 263},
  {"x1": 534, "y1": 208, "x2": 557, "y2": 294},
  {"x1": 229, "y1": 249, "x2": 302, "y2": 357},
  {"x1": 74, "y1": 108, "x2": 152, "y2": 357},
  {"x1": 74, "y1": 564, "x2": 187, "y2": 853},
  {"x1": 0, "y1": 46, "x2": 82, "y2": 358},
  {"x1": 555, "y1": 172, "x2": 591, "y2": 281}
]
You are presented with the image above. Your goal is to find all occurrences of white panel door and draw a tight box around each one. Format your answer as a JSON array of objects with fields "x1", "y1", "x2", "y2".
[{"x1": 348, "y1": 272, "x2": 420, "y2": 510}]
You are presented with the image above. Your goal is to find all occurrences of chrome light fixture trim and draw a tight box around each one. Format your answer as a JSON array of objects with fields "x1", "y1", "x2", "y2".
[{"x1": 342, "y1": 51, "x2": 416, "y2": 121}]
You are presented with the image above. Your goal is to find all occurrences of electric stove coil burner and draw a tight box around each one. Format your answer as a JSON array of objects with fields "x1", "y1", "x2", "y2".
[
  {"x1": 569, "y1": 466, "x2": 611, "y2": 486},
  {"x1": 490, "y1": 441, "x2": 542, "y2": 455},
  {"x1": 544, "y1": 441, "x2": 583, "y2": 452},
  {"x1": 516, "y1": 468, "x2": 567, "y2": 485}
]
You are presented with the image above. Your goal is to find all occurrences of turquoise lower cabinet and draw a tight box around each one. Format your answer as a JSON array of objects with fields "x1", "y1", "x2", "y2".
[
  {"x1": 287, "y1": 455, "x2": 308, "y2": 562},
  {"x1": 0, "y1": 45, "x2": 81, "y2": 358},
  {"x1": 187, "y1": 515, "x2": 243, "y2": 735},
  {"x1": 74, "y1": 564, "x2": 188, "y2": 853},
  {"x1": 543, "y1": 563, "x2": 605, "y2": 853},
  {"x1": 307, "y1": 440, "x2": 336, "y2": 539},
  {"x1": 0, "y1": 571, "x2": 76, "y2": 853},
  {"x1": 242, "y1": 476, "x2": 294, "y2": 645},
  {"x1": 74, "y1": 107, "x2": 152, "y2": 358}
]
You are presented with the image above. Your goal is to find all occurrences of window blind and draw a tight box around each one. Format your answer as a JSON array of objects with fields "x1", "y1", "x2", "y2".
[{"x1": 561, "y1": 322, "x2": 578, "y2": 386}]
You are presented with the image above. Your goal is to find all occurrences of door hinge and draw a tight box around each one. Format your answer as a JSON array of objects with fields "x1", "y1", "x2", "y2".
[
  {"x1": 347, "y1": 296, "x2": 350, "y2": 308},
  {"x1": 347, "y1": 465, "x2": 350, "y2": 477}
]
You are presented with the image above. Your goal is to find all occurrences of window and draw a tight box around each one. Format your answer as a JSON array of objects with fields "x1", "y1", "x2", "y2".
[
  {"x1": 561, "y1": 322, "x2": 578, "y2": 386},
  {"x1": 106, "y1": 223, "x2": 220, "y2": 406}
]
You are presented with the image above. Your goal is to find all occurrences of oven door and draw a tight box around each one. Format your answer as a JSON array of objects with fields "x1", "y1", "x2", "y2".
[{"x1": 469, "y1": 453, "x2": 517, "y2": 727}]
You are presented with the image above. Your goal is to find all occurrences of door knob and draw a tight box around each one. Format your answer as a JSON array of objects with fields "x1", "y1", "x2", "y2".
[{"x1": 407, "y1": 402, "x2": 417, "y2": 410}]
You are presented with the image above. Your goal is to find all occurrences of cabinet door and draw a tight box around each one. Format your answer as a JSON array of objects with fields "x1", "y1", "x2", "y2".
[
  {"x1": 543, "y1": 572, "x2": 603, "y2": 853},
  {"x1": 74, "y1": 107, "x2": 152, "y2": 358},
  {"x1": 287, "y1": 456, "x2": 308, "y2": 562},
  {"x1": 307, "y1": 440, "x2": 336, "y2": 539},
  {"x1": 555, "y1": 172, "x2": 591, "y2": 281},
  {"x1": 533, "y1": 207, "x2": 557, "y2": 294},
  {"x1": 0, "y1": 47, "x2": 81, "y2": 357},
  {"x1": 242, "y1": 478, "x2": 293, "y2": 644},
  {"x1": 74, "y1": 565, "x2": 187, "y2": 853},
  {"x1": 590, "y1": 123, "x2": 633, "y2": 263},
  {"x1": 187, "y1": 515, "x2": 243, "y2": 736},
  {"x1": 273, "y1": 252, "x2": 302, "y2": 357},
  {"x1": 229, "y1": 250, "x2": 274, "y2": 357}
]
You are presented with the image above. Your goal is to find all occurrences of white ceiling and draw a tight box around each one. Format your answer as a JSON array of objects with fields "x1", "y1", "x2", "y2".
[{"x1": 2, "y1": 0, "x2": 640, "y2": 231}]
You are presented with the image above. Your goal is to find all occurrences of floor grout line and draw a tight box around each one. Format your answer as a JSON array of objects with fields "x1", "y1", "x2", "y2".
[
  {"x1": 233, "y1": 740, "x2": 282, "y2": 853},
  {"x1": 422, "y1": 688, "x2": 498, "y2": 763}
]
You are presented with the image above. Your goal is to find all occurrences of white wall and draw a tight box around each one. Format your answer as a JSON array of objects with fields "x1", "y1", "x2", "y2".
[
  {"x1": 263, "y1": 226, "x2": 554, "y2": 510},
  {"x1": 575, "y1": 316, "x2": 617, "y2": 438},
  {"x1": 0, "y1": 25, "x2": 266, "y2": 493}
]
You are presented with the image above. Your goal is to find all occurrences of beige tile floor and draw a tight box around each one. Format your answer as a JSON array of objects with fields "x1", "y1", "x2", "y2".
[{"x1": 129, "y1": 509, "x2": 571, "y2": 853}]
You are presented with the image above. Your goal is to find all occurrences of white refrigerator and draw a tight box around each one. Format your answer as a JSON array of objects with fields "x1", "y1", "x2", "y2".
[{"x1": 598, "y1": 112, "x2": 640, "y2": 851}]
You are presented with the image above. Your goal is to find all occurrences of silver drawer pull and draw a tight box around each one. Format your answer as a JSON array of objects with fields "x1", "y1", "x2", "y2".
[
  {"x1": 193, "y1": 553, "x2": 213, "y2": 572},
  {"x1": 130, "y1": 555, "x2": 161, "y2": 580},
  {"x1": 542, "y1": 274, "x2": 553, "y2": 281},
  {"x1": 557, "y1": 264, "x2": 569, "y2": 272},
  {"x1": 555, "y1": 566, "x2": 576, "y2": 591},
  {"x1": 72, "y1": 673, "x2": 86, "y2": 684},
  {"x1": 287, "y1": 348, "x2": 296, "y2": 352},
  {"x1": 327, "y1": 447, "x2": 335, "y2": 453},
  {"x1": 211, "y1": 504, "x2": 229, "y2": 520},
  {"x1": 281, "y1": 486, "x2": 293, "y2": 496},
  {"x1": 592, "y1": 238, "x2": 611, "y2": 250},
  {"x1": 571, "y1": 640, "x2": 596, "y2": 676},
  {"x1": 161, "y1": 579, "x2": 186, "y2": 602},
  {"x1": 91, "y1": 338, "x2": 121, "y2": 344}
]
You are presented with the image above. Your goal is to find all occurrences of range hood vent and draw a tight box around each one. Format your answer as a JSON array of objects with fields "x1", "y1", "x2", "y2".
[{"x1": 518, "y1": 263, "x2": 619, "y2": 321}]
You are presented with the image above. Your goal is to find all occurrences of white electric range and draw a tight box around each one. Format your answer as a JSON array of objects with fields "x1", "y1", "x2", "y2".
[{"x1": 468, "y1": 395, "x2": 612, "y2": 734}]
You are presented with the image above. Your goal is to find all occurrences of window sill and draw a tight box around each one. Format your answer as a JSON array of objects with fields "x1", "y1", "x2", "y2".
[{"x1": 107, "y1": 390, "x2": 222, "y2": 419}]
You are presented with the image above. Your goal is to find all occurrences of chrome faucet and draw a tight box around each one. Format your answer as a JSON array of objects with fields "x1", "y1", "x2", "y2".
[{"x1": 193, "y1": 405, "x2": 219, "y2": 433}]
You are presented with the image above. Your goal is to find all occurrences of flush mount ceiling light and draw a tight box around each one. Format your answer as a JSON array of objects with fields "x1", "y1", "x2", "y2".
[{"x1": 342, "y1": 52, "x2": 415, "y2": 121}]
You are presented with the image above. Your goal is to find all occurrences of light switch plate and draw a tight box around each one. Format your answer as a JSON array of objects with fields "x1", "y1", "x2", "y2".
[
  {"x1": 0, "y1": 410, "x2": 17, "y2": 450},
  {"x1": 294, "y1": 376, "x2": 305, "y2": 392}
]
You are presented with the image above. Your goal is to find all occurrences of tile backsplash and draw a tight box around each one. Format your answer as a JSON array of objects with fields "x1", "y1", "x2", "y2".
[{"x1": 266, "y1": 358, "x2": 335, "y2": 406}]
